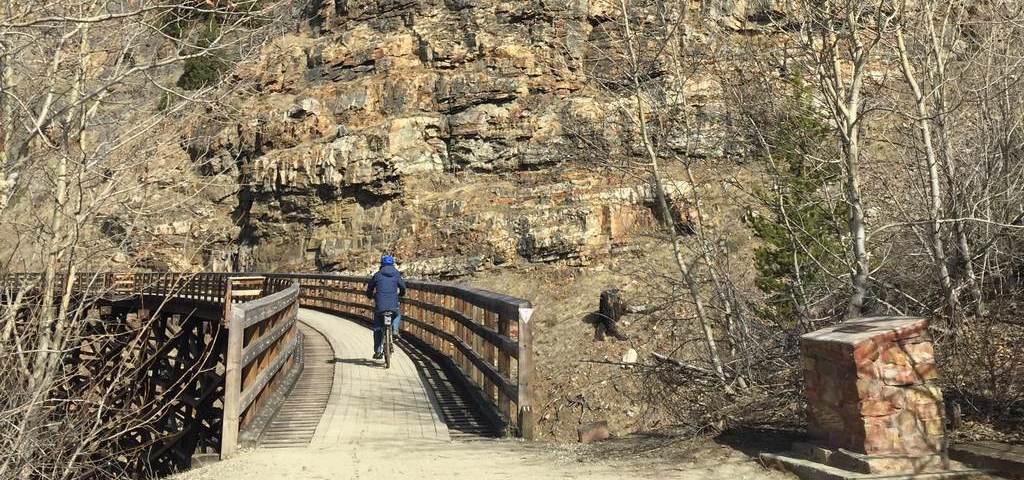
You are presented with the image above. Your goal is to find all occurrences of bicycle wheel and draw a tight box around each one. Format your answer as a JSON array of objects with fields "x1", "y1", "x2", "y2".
[{"x1": 383, "y1": 328, "x2": 392, "y2": 369}]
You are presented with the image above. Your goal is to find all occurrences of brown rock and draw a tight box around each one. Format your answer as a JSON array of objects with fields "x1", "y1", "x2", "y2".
[{"x1": 577, "y1": 421, "x2": 611, "y2": 444}]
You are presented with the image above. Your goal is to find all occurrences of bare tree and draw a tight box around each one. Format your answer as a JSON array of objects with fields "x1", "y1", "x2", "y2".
[
  {"x1": 893, "y1": 1, "x2": 961, "y2": 319},
  {"x1": 0, "y1": 1, "x2": 289, "y2": 477},
  {"x1": 797, "y1": 1, "x2": 898, "y2": 318}
]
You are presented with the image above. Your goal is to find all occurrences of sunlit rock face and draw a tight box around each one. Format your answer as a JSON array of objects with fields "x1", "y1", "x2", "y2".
[{"x1": 179, "y1": 0, "x2": 742, "y2": 275}]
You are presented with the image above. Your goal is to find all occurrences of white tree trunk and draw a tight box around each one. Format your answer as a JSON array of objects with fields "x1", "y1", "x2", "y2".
[{"x1": 895, "y1": 25, "x2": 960, "y2": 316}]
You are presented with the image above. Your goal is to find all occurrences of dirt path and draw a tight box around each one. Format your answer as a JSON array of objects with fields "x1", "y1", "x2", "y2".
[
  {"x1": 174, "y1": 309, "x2": 787, "y2": 480},
  {"x1": 175, "y1": 439, "x2": 787, "y2": 480}
]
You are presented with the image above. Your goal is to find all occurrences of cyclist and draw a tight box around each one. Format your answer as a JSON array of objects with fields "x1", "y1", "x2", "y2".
[{"x1": 365, "y1": 255, "x2": 406, "y2": 359}]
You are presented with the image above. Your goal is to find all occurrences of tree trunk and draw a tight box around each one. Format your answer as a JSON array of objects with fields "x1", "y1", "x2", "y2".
[
  {"x1": 619, "y1": 0, "x2": 728, "y2": 384},
  {"x1": 895, "y1": 25, "x2": 960, "y2": 317},
  {"x1": 843, "y1": 122, "x2": 869, "y2": 318}
]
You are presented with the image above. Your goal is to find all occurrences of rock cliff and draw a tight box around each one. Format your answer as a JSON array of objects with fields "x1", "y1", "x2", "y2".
[{"x1": 176, "y1": 0, "x2": 752, "y2": 275}]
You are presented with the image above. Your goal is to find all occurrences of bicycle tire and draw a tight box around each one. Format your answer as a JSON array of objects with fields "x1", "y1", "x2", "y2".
[{"x1": 383, "y1": 328, "x2": 392, "y2": 369}]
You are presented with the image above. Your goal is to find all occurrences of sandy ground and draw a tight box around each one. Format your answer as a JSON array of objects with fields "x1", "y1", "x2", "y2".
[
  {"x1": 173, "y1": 309, "x2": 789, "y2": 480},
  {"x1": 174, "y1": 438, "x2": 789, "y2": 480}
]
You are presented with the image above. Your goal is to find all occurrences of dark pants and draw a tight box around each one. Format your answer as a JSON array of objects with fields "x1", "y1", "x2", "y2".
[{"x1": 373, "y1": 310, "x2": 401, "y2": 354}]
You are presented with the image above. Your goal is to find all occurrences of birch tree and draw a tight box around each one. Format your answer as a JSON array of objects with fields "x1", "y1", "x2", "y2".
[{"x1": 798, "y1": 0, "x2": 898, "y2": 318}]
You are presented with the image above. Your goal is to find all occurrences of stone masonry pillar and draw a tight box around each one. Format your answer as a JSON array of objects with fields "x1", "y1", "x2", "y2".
[{"x1": 801, "y1": 317, "x2": 944, "y2": 463}]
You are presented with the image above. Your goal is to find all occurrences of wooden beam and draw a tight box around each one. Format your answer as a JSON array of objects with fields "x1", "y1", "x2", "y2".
[{"x1": 220, "y1": 284, "x2": 243, "y2": 459}]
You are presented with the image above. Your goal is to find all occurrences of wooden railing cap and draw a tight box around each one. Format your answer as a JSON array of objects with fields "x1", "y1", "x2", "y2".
[{"x1": 266, "y1": 272, "x2": 532, "y2": 317}]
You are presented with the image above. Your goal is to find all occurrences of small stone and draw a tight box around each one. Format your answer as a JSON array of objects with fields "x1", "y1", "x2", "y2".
[
  {"x1": 622, "y1": 348, "x2": 638, "y2": 364},
  {"x1": 171, "y1": 221, "x2": 190, "y2": 235}
]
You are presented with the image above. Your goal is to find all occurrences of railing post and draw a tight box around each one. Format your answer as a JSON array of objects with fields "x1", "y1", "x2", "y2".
[
  {"x1": 498, "y1": 312, "x2": 514, "y2": 434},
  {"x1": 221, "y1": 282, "x2": 243, "y2": 459},
  {"x1": 517, "y1": 306, "x2": 535, "y2": 440}
]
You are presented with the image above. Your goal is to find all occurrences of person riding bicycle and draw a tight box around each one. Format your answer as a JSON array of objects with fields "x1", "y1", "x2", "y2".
[{"x1": 365, "y1": 255, "x2": 406, "y2": 359}]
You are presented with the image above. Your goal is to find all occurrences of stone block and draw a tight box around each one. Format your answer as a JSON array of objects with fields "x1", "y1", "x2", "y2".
[
  {"x1": 856, "y1": 358, "x2": 880, "y2": 380},
  {"x1": 859, "y1": 398, "x2": 900, "y2": 417},
  {"x1": 881, "y1": 344, "x2": 912, "y2": 365},
  {"x1": 831, "y1": 448, "x2": 947, "y2": 474},
  {"x1": 762, "y1": 450, "x2": 986, "y2": 479},
  {"x1": 905, "y1": 384, "x2": 943, "y2": 404},
  {"x1": 907, "y1": 401, "x2": 943, "y2": 420},
  {"x1": 853, "y1": 339, "x2": 880, "y2": 364},
  {"x1": 863, "y1": 416, "x2": 899, "y2": 455},
  {"x1": 904, "y1": 342, "x2": 935, "y2": 362},
  {"x1": 880, "y1": 364, "x2": 917, "y2": 386},
  {"x1": 801, "y1": 317, "x2": 946, "y2": 466},
  {"x1": 950, "y1": 441, "x2": 1024, "y2": 479}
]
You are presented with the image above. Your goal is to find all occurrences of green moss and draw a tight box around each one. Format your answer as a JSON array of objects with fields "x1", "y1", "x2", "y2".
[{"x1": 164, "y1": 2, "x2": 266, "y2": 90}]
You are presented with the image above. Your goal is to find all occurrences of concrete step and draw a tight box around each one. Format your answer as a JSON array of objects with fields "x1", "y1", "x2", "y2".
[
  {"x1": 762, "y1": 452, "x2": 993, "y2": 480},
  {"x1": 950, "y1": 442, "x2": 1024, "y2": 479}
]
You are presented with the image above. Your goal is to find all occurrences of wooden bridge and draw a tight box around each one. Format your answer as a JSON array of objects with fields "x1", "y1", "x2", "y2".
[{"x1": 1, "y1": 272, "x2": 535, "y2": 476}]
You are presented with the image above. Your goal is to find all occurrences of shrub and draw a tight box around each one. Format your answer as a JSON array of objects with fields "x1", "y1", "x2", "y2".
[
  {"x1": 748, "y1": 78, "x2": 845, "y2": 327},
  {"x1": 177, "y1": 54, "x2": 229, "y2": 90}
]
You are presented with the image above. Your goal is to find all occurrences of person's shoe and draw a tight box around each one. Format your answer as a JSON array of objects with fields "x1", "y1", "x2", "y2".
[{"x1": 373, "y1": 352, "x2": 383, "y2": 360}]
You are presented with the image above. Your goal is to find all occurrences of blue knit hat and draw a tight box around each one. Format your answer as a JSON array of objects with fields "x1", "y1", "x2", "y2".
[{"x1": 380, "y1": 255, "x2": 395, "y2": 266}]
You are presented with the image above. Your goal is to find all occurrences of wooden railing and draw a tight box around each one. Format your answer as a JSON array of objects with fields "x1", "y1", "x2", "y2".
[
  {"x1": 269, "y1": 273, "x2": 536, "y2": 439},
  {"x1": 1, "y1": 272, "x2": 304, "y2": 458},
  {"x1": 1, "y1": 271, "x2": 284, "y2": 301},
  {"x1": 220, "y1": 278, "x2": 301, "y2": 458},
  {"x1": 128, "y1": 273, "x2": 303, "y2": 458}
]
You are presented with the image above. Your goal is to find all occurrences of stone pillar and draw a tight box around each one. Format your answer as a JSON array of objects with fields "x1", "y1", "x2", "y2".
[{"x1": 801, "y1": 317, "x2": 945, "y2": 471}]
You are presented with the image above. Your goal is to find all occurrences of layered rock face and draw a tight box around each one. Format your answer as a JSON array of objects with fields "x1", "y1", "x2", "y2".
[{"x1": 182, "y1": 0, "x2": 748, "y2": 275}]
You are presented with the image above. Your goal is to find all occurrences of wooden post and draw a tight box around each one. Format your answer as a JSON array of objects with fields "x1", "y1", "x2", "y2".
[
  {"x1": 498, "y1": 312, "x2": 513, "y2": 432},
  {"x1": 221, "y1": 282, "x2": 243, "y2": 459},
  {"x1": 517, "y1": 306, "x2": 535, "y2": 440},
  {"x1": 455, "y1": 298, "x2": 466, "y2": 371},
  {"x1": 472, "y1": 304, "x2": 485, "y2": 390},
  {"x1": 484, "y1": 309, "x2": 498, "y2": 402}
]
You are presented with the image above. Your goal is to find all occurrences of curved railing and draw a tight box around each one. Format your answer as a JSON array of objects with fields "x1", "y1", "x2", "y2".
[
  {"x1": 131, "y1": 273, "x2": 302, "y2": 457},
  {"x1": 221, "y1": 280, "x2": 301, "y2": 456},
  {"x1": 270, "y1": 273, "x2": 536, "y2": 439},
  {"x1": 1, "y1": 270, "x2": 536, "y2": 446}
]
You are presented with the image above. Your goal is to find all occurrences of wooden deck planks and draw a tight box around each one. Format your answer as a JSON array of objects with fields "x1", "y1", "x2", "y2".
[{"x1": 256, "y1": 323, "x2": 334, "y2": 448}]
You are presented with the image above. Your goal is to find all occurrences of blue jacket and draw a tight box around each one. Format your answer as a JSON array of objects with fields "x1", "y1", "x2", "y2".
[{"x1": 366, "y1": 265, "x2": 406, "y2": 313}]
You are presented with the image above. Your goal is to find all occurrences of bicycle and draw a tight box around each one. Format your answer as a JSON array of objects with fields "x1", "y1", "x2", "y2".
[{"x1": 380, "y1": 310, "x2": 397, "y2": 369}]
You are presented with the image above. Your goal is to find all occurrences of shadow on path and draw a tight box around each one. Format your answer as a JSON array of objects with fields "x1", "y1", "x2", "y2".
[
  {"x1": 398, "y1": 336, "x2": 505, "y2": 439},
  {"x1": 713, "y1": 426, "x2": 805, "y2": 457},
  {"x1": 328, "y1": 357, "x2": 380, "y2": 367}
]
